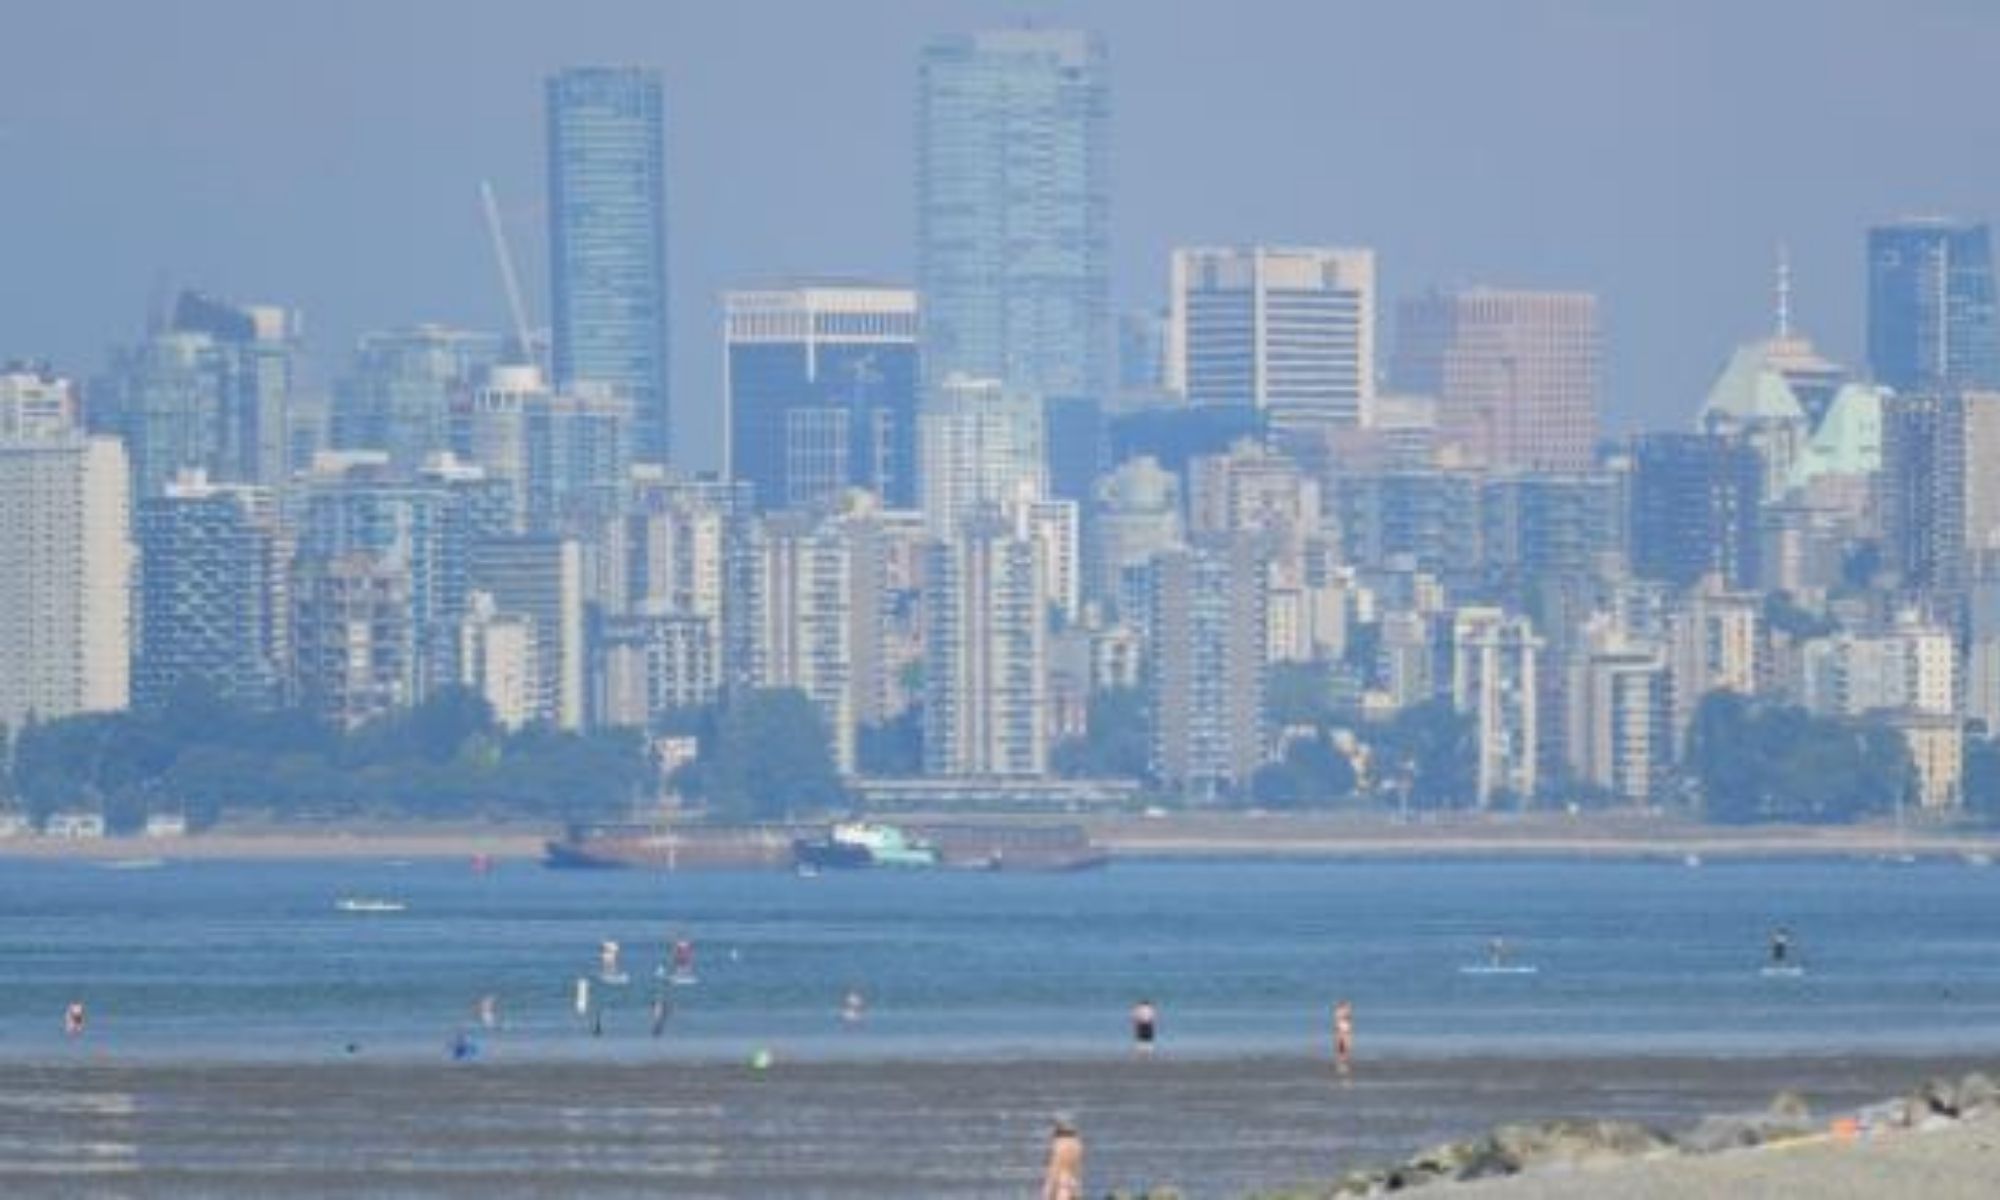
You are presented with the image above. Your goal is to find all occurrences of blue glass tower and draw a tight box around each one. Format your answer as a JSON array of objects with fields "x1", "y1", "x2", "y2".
[
  {"x1": 1867, "y1": 219, "x2": 1999, "y2": 393},
  {"x1": 547, "y1": 67, "x2": 670, "y2": 463},
  {"x1": 918, "y1": 30, "x2": 1110, "y2": 400}
]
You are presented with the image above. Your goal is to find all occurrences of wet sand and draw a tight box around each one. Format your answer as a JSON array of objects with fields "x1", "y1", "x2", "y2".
[{"x1": 0, "y1": 1053, "x2": 1985, "y2": 1197}]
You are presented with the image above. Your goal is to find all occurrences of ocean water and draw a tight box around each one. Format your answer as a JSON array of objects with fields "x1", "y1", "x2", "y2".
[{"x1": 4, "y1": 856, "x2": 2000, "y2": 1066}]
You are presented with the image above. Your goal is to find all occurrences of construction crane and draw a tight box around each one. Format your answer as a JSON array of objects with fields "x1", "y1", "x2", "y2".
[{"x1": 480, "y1": 179, "x2": 537, "y2": 366}]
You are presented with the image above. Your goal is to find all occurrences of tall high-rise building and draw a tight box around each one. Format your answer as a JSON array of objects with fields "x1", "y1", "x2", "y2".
[
  {"x1": 1169, "y1": 246, "x2": 1377, "y2": 435},
  {"x1": 918, "y1": 374, "x2": 1045, "y2": 536},
  {"x1": 1879, "y1": 389, "x2": 2000, "y2": 612},
  {"x1": 917, "y1": 29, "x2": 1109, "y2": 399},
  {"x1": 924, "y1": 513, "x2": 1048, "y2": 777},
  {"x1": 452, "y1": 364, "x2": 633, "y2": 533},
  {"x1": 741, "y1": 514, "x2": 857, "y2": 773},
  {"x1": 1627, "y1": 433, "x2": 1762, "y2": 591},
  {"x1": 725, "y1": 286, "x2": 920, "y2": 512},
  {"x1": 1565, "y1": 625, "x2": 1671, "y2": 804},
  {"x1": 334, "y1": 326, "x2": 502, "y2": 474},
  {"x1": 1393, "y1": 288, "x2": 1599, "y2": 473},
  {"x1": 1147, "y1": 536, "x2": 1267, "y2": 794},
  {"x1": 547, "y1": 67, "x2": 670, "y2": 463},
  {"x1": 136, "y1": 471, "x2": 284, "y2": 710},
  {"x1": 1451, "y1": 606, "x2": 1540, "y2": 805},
  {"x1": 292, "y1": 552, "x2": 413, "y2": 730},
  {"x1": 103, "y1": 292, "x2": 298, "y2": 498},
  {"x1": 1867, "y1": 219, "x2": 1999, "y2": 394},
  {"x1": 469, "y1": 535, "x2": 586, "y2": 730},
  {"x1": 0, "y1": 434, "x2": 133, "y2": 732}
]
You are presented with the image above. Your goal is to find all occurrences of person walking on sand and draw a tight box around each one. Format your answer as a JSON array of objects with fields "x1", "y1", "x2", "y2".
[
  {"x1": 1041, "y1": 1114, "x2": 1084, "y2": 1200},
  {"x1": 1333, "y1": 999, "x2": 1354, "y2": 1074},
  {"x1": 1130, "y1": 998, "x2": 1157, "y2": 1055}
]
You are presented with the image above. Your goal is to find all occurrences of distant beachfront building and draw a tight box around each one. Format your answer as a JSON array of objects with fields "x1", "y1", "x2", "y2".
[
  {"x1": 457, "y1": 590, "x2": 537, "y2": 731},
  {"x1": 1451, "y1": 607, "x2": 1540, "y2": 806},
  {"x1": 924, "y1": 512, "x2": 1048, "y2": 777},
  {"x1": 741, "y1": 513, "x2": 858, "y2": 775},
  {"x1": 137, "y1": 471, "x2": 285, "y2": 710},
  {"x1": 1565, "y1": 625, "x2": 1671, "y2": 804},
  {"x1": 468, "y1": 535, "x2": 586, "y2": 730},
  {"x1": 1170, "y1": 246, "x2": 1377, "y2": 436},
  {"x1": 547, "y1": 67, "x2": 670, "y2": 463},
  {"x1": 1867, "y1": 219, "x2": 1999, "y2": 394},
  {"x1": 1393, "y1": 287, "x2": 1598, "y2": 474},
  {"x1": 293, "y1": 552, "x2": 414, "y2": 730},
  {"x1": 918, "y1": 29, "x2": 1109, "y2": 399},
  {"x1": 0, "y1": 433, "x2": 133, "y2": 732},
  {"x1": 725, "y1": 285, "x2": 920, "y2": 512},
  {"x1": 1147, "y1": 536, "x2": 1267, "y2": 795}
]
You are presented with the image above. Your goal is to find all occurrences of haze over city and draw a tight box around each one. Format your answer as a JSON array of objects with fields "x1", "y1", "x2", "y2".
[
  {"x1": 8, "y1": 4, "x2": 2000, "y2": 1197},
  {"x1": 7, "y1": 0, "x2": 1999, "y2": 467}
]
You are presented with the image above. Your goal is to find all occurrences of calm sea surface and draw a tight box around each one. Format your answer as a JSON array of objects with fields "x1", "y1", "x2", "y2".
[{"x1": 4, "y1": 856, "x2": 1999, "y2": 1064}]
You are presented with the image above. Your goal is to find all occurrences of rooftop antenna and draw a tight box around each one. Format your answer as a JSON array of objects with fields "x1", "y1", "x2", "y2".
[
  {"x1": 480, "y1": 180, "x2": 536, "y2": 366},
  {"x1": 1774, "y1": 242, "x2": 1793, "y2": 339}
]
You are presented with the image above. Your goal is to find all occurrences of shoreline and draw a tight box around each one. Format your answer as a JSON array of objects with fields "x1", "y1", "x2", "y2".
[
  {"x1": 3, "y1": 813, "x2": 1998, "y2": 862},
  {"x1": 0, "y1": 1052, "x2": 1990, "y2": 1197}
]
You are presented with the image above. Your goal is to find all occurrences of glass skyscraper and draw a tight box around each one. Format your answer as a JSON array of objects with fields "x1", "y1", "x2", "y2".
[
  {"x1": 918, "y1": 30, "x2": 1109, "y2": 401},
  {"x1": 546, "y1": 67, "x2": 670, "y2": 464},
  {"x1": 1867, "y1": 219, "x2": 1999, "y2": 394}
]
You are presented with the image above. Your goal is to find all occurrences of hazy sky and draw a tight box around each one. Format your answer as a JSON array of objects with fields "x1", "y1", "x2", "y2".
[{"x1": 4, "y1": 1, "x2": 1997, "y2": 470}]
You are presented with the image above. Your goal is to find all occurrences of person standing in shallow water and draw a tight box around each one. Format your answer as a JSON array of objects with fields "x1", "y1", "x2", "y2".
[
  {"x1": 1130, "y1": 998, "x2": 1157, "y2": 1054},
  {"x1": 1334, "y1": 999, "x2": 1354, "y2": 1075},
  {"x1": 1041, "y1": 1115, "x2": 1084, "y2": 1200}
]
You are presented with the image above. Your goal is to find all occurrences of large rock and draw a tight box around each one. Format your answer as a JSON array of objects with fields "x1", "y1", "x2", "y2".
[
  {"x1": 1956, "y1": 1071, "x2": 1998, "y2": 1118},
  {"x1": 1679, "y1": 1092, "x2": 1817, "y2": 1153}
]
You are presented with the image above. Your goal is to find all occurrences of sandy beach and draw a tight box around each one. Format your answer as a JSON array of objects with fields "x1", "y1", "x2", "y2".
[
  {"x1": 1443, "y1": 1110, "x2": 2000, "y2": 1199},
  {"x1": 0, "y1": 1053, "x2": 1988, "y2": 1197}
]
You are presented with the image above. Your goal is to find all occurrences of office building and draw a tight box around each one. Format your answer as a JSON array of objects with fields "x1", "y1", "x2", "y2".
[
  {"x1": 1393, "y1": 287, "x2": 1598, "y2": 473},
  {"x1": 547, "y1": 67, "x2": 670, "y2": 462},
  {"x1": 1867, "y1": 219, "x2": 1999, "y2": 394},
  {"x1": 1091, "y1": 456, "x2": 1183, "y2": 610},
  {"x1": 725, "y1": 285, "x2": 920, "y2": 511},
  {"x1": 136, "y1": 471, "x2": 284, "y2": 709},
  {"x1": 0, "y1": 435, "x2": 133, "y2": 732},
  {"x1": 918, "y1": 29, "x2": 1109, "y2": 398},
  {"x1": 1880, "y1": 389, "x2": 2000, "y2": 608},
  {"x1": 1170, "y1": 246, "x2": 1376, "y2": 434}
]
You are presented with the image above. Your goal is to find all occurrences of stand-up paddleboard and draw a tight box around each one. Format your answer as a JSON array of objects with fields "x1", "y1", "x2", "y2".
[
  {"x1": 1760, "y1": 964, "x2": 1807, "y2": 978},
  {"x1": 1459, "y1": 963, "x2": 1540, "y2": 976}
]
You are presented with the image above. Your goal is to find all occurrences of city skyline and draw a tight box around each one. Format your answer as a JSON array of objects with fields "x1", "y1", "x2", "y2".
[{"x1": 6, "y1": 2, "x2": 2000, "y2": 472}]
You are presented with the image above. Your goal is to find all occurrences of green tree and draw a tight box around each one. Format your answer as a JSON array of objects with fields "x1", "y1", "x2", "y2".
[
  {"x1": 1051, "y1": 687, "x2": 1151, "y2": 780},
  {"x1": 1687, "y1": 691, "x2": 1911, "y2": 823},
  {"x1": 1251, "y1": 733, "x2": 1359, "y2": 808},
  {"x1": 858, "y1": 710, "x2": 923, "y2": 777},
  {"x1": 673, "y1": 688, "x2": 846, "y2": 820},
  {"x1": 1366, "y1": 699, "x2": 1477, "y2": 810}
]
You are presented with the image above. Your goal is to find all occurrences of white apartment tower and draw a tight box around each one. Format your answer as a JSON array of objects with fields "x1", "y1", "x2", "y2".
[
  {"x1": 1451, "y1": 607, "x2": 1541, "y2": 805},
  {"x1": 918, "y1": 373, "x2": 1046, "y2": 537},
  {"x1": 0, "y1": 433, "x2": 134, "y2": 731},
  {"x1": 924, "y1": 513, "x2": 1048, "y2": 776},
  {"x1": 1168, "y1": 246, "x2": 1377, "y2": 432}
]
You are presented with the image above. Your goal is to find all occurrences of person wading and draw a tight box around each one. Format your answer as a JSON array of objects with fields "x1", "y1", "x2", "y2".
[{"x1": 1041, "y1": 1114, "x2": 1084, "y2": 1200}]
